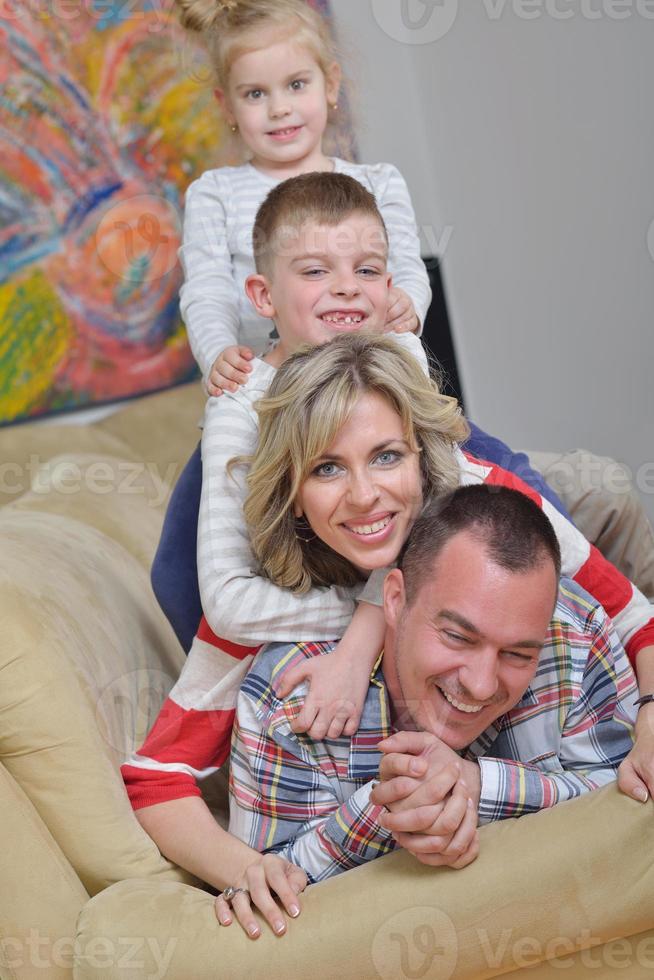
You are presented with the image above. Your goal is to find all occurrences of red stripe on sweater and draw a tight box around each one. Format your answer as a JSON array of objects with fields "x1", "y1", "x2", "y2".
[
  {"x1": 138, "y1": 697, "x2": 234, "y2": 771},
  {"x1": 471, "y1": 456, "x2": 542, "y2": 506},
  {"x1": 575, "y1": 544, "x2": 632, "y2": 620},
  {"x1": 196, "y1": 615, "x2": 260, "y2": 659},
  {"x1": 121, "y1": 765, "x2": 202, "y2": 810}
]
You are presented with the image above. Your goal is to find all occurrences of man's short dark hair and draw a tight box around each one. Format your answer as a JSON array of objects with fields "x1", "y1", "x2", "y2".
[{"x1": 399, "y1": 485, "x2": 562, "y2": 606}]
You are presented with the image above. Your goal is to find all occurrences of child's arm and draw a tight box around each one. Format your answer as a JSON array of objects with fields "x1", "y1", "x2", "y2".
[
  {"x1": 179, "y1": 173, "x2": 243, "y2": 384},
  {"x1": 207, "y1": 345, "x2": 254, "y2": 397},
  {"x1": 372, "y1": 163, "x2": 432, "y2": 331},
  {"x1": 276, "y1": 601, "x2": 386, "y2": 739},
  {"x1": 198, "y1": 371, "x2": 360, "y2": 646},
  {"x1": 386, "y1": 285, "x2": 420, "y2": 334}
]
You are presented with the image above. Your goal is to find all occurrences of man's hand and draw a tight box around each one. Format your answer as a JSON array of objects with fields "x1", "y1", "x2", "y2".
[
  {"x1": 618, "y1": 703, "x2": 654, "y2": 803},
  {"x1": 371, "y1": 731, "x2": 481, "y2": 869},
  {"x1": 385, "y1": 286, "x2": 419, "y2": 334},
  {"x1": 207, "y1": 345, "x2": 254, "y2": 396}
]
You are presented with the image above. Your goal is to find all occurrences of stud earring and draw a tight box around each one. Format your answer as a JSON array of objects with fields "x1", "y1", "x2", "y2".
[
  {"x1": 330, "y1": 103, "x2": 339, "y2": 112},
  {"x1": 230, "y1": 123, "x2": 238, "y2": 134}
]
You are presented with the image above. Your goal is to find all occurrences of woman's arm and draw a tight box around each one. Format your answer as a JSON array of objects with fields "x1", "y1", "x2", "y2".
[
  {"x1": 197, "y1": 377, "x2": 358, "y2": 645},
  {"x1": 136, "y1": 796, "x2": 258, "y2": 890}
]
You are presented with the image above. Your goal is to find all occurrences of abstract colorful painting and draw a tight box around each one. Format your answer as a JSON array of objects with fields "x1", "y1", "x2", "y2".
[{"x1": 0, "y1": 0, "x2": 351, "y2": 424}]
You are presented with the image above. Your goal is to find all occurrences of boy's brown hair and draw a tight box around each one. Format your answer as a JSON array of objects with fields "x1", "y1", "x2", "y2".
[{"x1": 252, "y1": 172, "x2": 389, "y2": 279}]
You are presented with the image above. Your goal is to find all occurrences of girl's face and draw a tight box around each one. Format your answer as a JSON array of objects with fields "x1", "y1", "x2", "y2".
[
  {"x1": 294, "y1": 392, "x2": 424, "y2": 573},
  {"x1": 218, "y1": 35, "x2": 340, "y2": 175}
]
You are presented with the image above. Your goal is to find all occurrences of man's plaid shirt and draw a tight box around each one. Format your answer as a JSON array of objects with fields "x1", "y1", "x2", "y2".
[{"x1": 228, "y1": 579, "x2": 638, "y2": 882}]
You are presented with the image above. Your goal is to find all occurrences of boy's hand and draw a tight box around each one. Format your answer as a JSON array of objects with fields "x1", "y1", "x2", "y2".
[
  {"x1": 207, "y1": 345, "x2": 254, "y2": 397},
  {"x1": 277, "y1": 645, "x2": 370, "y2": 740},
  {"x1": 385, "y1": 286, "x2": 419, "y2": 334}
]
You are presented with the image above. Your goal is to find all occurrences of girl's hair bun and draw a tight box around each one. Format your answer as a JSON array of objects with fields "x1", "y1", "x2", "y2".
[{"x1": 175, "y1": 0, "x2": 239, "y2": 33}]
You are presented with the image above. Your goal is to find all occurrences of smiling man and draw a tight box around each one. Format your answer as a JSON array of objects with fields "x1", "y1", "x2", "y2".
[{"x1": 228, "y1": 485, "x2": 638, "y2": 881}]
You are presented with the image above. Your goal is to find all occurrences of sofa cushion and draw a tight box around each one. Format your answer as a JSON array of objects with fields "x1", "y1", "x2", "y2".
[
  {"x1": 73, "y1": 784, "x2": 654, "y2": 979},
  {"x1": 0, "y1": 506, "x2": 194, "y2": 895},
  {"x1": 0, "y1": 763, "x2": 88, "y2": 980}
]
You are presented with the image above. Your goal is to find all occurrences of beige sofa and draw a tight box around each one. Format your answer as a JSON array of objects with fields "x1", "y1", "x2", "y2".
[{"x1": 1, "y1": 383, "x2": 654, "y2": 980}]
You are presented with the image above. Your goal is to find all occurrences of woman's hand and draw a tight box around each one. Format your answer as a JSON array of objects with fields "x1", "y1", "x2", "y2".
[
  {"x1": 214, "y1": 853, "x2": 307, "y2": 939},
  {"x1": 207, "y1": 345, "x2": 254, "y2": 397},
  {"x1": 385, "y1": 286, "x2": 419, "y2": 334}
]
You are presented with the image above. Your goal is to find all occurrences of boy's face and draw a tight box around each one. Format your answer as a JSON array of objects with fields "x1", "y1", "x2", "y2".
[{"x1": 246, "y1": 212, "x2": 391, "y2": 365}]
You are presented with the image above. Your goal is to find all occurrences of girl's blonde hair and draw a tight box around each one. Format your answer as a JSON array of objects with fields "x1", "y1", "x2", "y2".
[
  {"x1": 175, "y1": 0, "x2": 337, "y2": 88},
  {"x1": 240, "y1": 334, "x2": 470, "y2": 593}
]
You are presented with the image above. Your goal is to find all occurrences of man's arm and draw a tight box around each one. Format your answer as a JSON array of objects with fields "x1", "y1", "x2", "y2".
[
  {"x1": 477, "y1": 596, "x2": 637, "y2": 822},
  {"x1": 229, "y1": 652, "x2": 396, "y2": 882}
]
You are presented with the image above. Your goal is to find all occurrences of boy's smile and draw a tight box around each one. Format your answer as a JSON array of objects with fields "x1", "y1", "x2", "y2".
[{"x1": 246, "y1": 212, "x2": 392, "y2": 366}]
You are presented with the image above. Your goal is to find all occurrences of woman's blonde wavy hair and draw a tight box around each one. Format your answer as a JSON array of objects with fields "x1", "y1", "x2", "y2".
[
  {"x1": 174, "y1": 0, "x2": 337, "y2": 88},
  {"x1": 240, "y1": 334, "x2": 470, "y2": 593}
]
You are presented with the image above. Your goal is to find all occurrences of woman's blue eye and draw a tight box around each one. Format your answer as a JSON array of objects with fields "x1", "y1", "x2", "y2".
[
  {"x1": 313, "y1": 462, "x2": 340, "y2": 477},
  {"x1": 375, "y1": 450, "x2": 401, "y2": 465}
]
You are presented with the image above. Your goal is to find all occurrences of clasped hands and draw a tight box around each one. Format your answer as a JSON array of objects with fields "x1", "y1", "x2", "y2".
[{"x1": 370, "y1": 731, "x2": 481, "y2": 869}]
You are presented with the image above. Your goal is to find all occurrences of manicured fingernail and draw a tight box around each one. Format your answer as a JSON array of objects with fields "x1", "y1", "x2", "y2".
[
  {"x1": 274, "y1": 921, "x2": 286, "y2": 935},
  {"x1": 248, "y1": 924, "x2": 260, "y2": 938},
  {"x1": 635, "y1": 787, "x2": 649, "y2": 803},
  {"x1": 219, "y1": 915, "x2": 232, "y2": 926},
  {"x1": 289, "y1": 904, "x2": 300, "y2": 917}
]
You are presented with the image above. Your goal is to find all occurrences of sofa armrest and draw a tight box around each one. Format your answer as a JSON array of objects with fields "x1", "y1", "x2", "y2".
[{"x1": 74, "y1": 785, "x2": 654, "y2": 979}]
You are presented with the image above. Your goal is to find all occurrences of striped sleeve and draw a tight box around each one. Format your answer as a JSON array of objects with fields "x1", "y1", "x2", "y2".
[
  {"x1": 460, "y1": 451, "x2": 654, "y2": 667},
  {"x1": 178, "y1": 173, "x2": 243, "y2": 381},
  {"x1": 197, "y1": 369, "x2": 358, "y2": 646},
  {"x1": 364, "y1": 162, "x2": 432, "y2": 328},
  {"x1": 121, "y1": 618, "x2": 260, "y2": 810}
]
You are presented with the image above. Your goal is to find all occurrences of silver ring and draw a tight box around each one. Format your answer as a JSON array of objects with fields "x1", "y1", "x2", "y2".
[{"x1": 221, "y1": 886, "x2": 249, "y2": 905}]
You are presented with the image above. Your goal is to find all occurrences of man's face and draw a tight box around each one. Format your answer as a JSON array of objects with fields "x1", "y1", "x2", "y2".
[
  {"x1": 246, "y1": 213, "x2": 391, "y2": 365},
  {"x1": 382, "y1": 530, "x2": 558, "y2": 750}
]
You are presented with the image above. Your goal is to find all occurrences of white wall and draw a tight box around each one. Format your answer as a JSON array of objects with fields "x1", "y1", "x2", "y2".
[{"x1": 331, "y1": 0, "x2": 654, "y2": 522}]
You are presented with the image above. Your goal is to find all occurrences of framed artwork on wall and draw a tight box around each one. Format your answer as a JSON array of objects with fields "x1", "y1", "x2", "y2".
[{"x1": 0, "y1": 0, "x2": 353, "y2": 425}]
